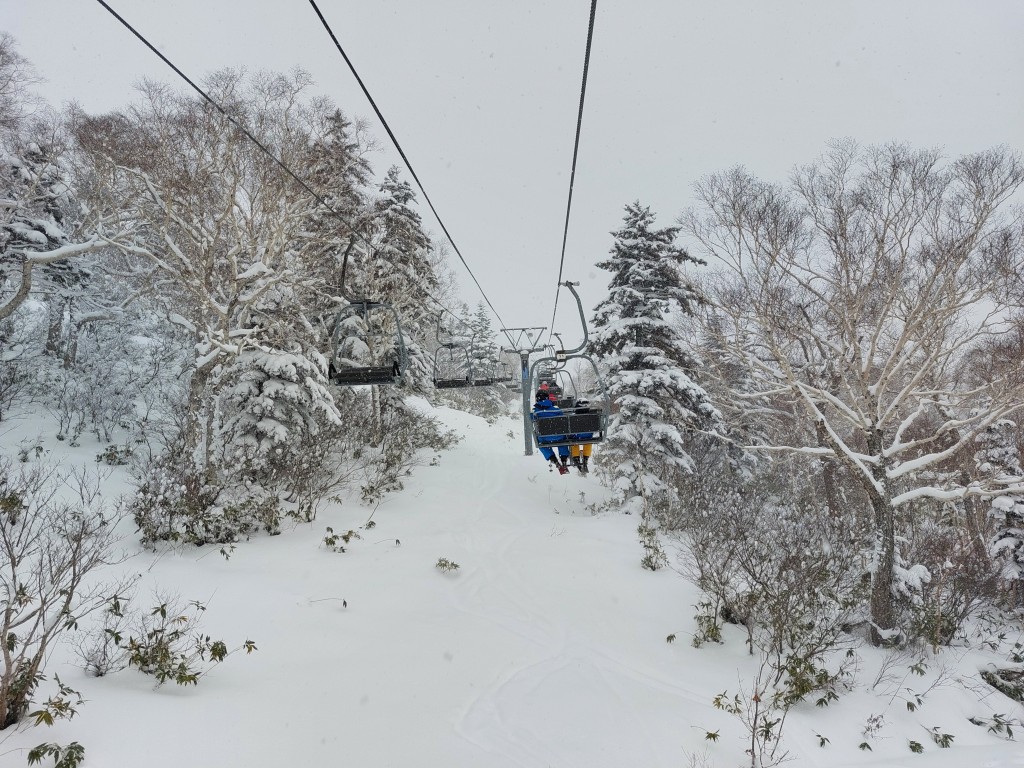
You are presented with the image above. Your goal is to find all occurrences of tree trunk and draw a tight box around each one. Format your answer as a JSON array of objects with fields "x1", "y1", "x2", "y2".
[
  {"x1": 371, "y1": 385, "x2": 383, "y2": 446},
  {"x1": 817, "y1": 421, "x2": 843, "y2": 519},
  {"x1": 960, "y1": 469, "x2": 994, "y2": 566},
  {"x1": 0, "y1": 260, "x2": 32, "y2": 322},
  {"x1": 869, "y1": 490, "x2": 897, "y2": 645},
  {"x1": 184, "y1": 367, "x2": 212, "y2": 475},
  {"x1": 44, "y1": 299, "x2": 65, "y2": 357},
  {"x1": 866, "y1": 426, "x2": 897, "y2": 646}
]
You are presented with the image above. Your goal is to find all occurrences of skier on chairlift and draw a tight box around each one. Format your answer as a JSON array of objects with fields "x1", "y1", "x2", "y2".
[{"x1": 532, "y1": 387, "x2": 570, "y2": 474}]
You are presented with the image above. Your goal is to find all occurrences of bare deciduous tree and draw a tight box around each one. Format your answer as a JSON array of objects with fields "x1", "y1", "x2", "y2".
[
  {"x1": 0, "y1": 460, "x2": 130, "y2": 728},
  {"x1": 681, "y1": 141, "x2": 1024, "y2": 644},
  {"x1": 77, "y1": 71, "x2": 350, "y2": 477}
]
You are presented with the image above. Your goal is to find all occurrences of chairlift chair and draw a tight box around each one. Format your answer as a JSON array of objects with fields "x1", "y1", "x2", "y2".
[
  {"x1": 326, "y1": 247, "x2": 407, "y2": 386},
  {"x1": 526, "y1": 281, "x2": 610, "y2": 450},
  {"x1": 470, "y1": 358, "x2": 511, "y2": 387},
  {"x1": 431, "y1": 313, "x2": 474, "y2": 388},
  {"x1": 433, "y1": 343, "x2": 473, "y2": 389},
  {"x1": 328, "y1": 299, "x2": 407, "y2": 386},
  {"x1": 528, "y1": 354, "x2": 609, "y2": 449}
]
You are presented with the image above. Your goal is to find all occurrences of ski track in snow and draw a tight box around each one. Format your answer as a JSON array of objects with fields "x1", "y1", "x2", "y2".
[{"x1": 431, "y1": 410, "x2": 711, "y2": 767}]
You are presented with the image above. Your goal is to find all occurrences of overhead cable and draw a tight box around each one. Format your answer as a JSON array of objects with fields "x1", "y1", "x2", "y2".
[
  {"x1": 307, "y1": 0, "x2": 516, "y2": 348},
  {"x1": 548, "y1": 0, "x2": 598, "y2": 344},
  {"x1": 91, "y1": 0, "x2": 472, "y2": 331}
]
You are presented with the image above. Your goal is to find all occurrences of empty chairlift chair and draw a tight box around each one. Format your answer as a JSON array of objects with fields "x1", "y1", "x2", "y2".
[
  {"x1": 470, "y1": 358, "x2": 510, "y2": 387},
  {"x1": 328, "y1": 300, "x2": 408, "y2": 386},
  {"x1": 433, "y1": 343, "x2": 473, "y2": 389}
]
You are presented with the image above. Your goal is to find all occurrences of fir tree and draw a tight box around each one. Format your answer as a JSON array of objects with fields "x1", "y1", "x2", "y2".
[
  {"x1": 366, "y1": 166, "x2": 439, "y2": 393},
  {"x1": 468, "y1": 302, "x2": 498, "y2": 378},
  {"x1": 590, "y1": 202, "x2": 718, "y2": 513},
  {"x1": 976, "y1": 419, "x2": 1024, "y2": 582}
]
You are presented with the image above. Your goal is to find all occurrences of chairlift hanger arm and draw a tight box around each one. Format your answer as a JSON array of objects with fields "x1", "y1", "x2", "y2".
[{"x1": 555, "y1": 281, "x2": 588, "y2": 356}]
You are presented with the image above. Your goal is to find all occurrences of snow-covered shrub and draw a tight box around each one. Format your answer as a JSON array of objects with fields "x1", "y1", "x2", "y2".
[
  {"x1": 981, "y1": 667, "x2": 1024, "y2": 704},
  {"x1": 903, "y1": 517, "x2": 999, "y2": 647},
  {"x1": 41, "y1": 366, "x2": 88, "y2": 444},
  {"x1": 95, "y1": 443, "x2": 132, "y2": 466},
  {"x1": 36, "y1": 318, "x2": 169, "y2": 446},
  {"x1": 675, "y1": 456, "x2": 866, "y2": 702},
  {"x1": 637, "y1": 505, "x2": 669, "y2": 571},
  {"x1": 432, "y1": 385, "x2": 512, "y2": 425},
  {"x1": 130, "y1": 453, "x2": 282, "y2": 548},
  {"x1": 0, "y1": 459, "x2": 128, "y2": 729},
  {"x1": 129, "y1": 444, "x2": 224, "y2": 548},
  {"x1": 356, "y1": 391, "x2": 459, "y2": 504},
  {"x1": 0, "y1": 310, "x2": 45, "y2": 421}
]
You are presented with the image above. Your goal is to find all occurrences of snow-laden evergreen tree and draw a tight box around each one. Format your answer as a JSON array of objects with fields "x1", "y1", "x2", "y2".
[
  {"x1": 590, "y1": 202, "x2": 719, "y2": 515},
  {"x1": 219, "y1": 344, "x2": 343, "y2": 477},
  {"x1": 303, "y1": 107, "x2": 373, "y2": 301},
  {"x1": 468, "y1": 301, "x2": 499, "y2": 377},
  {"x1": 369, "y1": 167, "x2": 436, "y2": 312},
  {"x1": 359, "y1": 166, "x2": 440, "y2": 395},
  {"x1": 976, "y1": 419, "x2": 1024, "y2": 584}
]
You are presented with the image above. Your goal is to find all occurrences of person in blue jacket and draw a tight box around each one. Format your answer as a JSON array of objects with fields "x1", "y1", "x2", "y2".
[{"x1": 532, "y1": 389, "x2": 570, "y2": 474}]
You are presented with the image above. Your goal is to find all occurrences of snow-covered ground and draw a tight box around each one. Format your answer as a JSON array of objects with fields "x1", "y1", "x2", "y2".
[{"x1": 1, "y1": 402, "x2": 1023, "y2": 768}]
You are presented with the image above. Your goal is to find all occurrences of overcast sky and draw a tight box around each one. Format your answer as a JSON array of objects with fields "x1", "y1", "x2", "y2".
[{"x1": 8, "y1": 0, "x2": 1024, "y2": 340}]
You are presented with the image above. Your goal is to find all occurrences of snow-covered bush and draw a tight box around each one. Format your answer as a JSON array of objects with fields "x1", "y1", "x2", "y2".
[
  {"x1": 0, "y1": 309, "x2": 46, "y2": 421},
  {"x1": 130, "y1": 452, "x2": 282, "y2": 548},
  {"x1": 355, "y1": 391, "x2": 459, "y2": 504},
  {"x1": 675, "y1": 455, "x2": 866, "y2": 702},
  {"x1": 903, "y1": 517, "x2": 999, "y2": 647},
  {"x1": 431, "y1": 385, "x2": 512, "y2": 425},
  {"x1": 41, "y1": 366, "x2": 89, "y2": 444},
  {"x1": 0, "y1": 459, "x2": 128, "y2": 729}
]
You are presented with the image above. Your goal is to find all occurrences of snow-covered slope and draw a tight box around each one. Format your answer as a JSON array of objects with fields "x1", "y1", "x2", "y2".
[{"x1": 1, "y1": 403, "x2": 1022, "y2": 767}]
